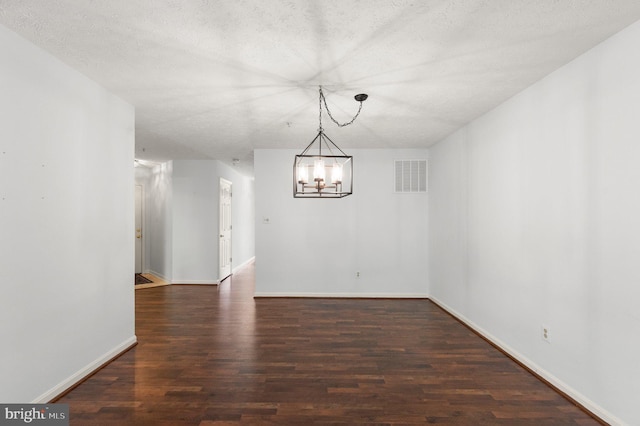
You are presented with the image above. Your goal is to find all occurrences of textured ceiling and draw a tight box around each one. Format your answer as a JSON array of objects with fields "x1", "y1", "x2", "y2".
[{"x1": 2, "y1": 1, "x2": 640, "y2": 174}]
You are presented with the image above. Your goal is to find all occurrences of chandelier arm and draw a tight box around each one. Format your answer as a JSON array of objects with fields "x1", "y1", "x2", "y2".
[
  {"x1": 319, "y1": 132, "x2": 336, "y2": 157},
  {"x1": 298, "y1": 131, "x2": 323, "y2": 157},
  {"x1": 318, "y1": 87, "x2": 323, "y2": 131},
  {"x1": 319, "y1": 86, "x2": 364, "y2": 128},
  {"x1": 321, "y1": 132, "x2": 349, "y2": 156}
]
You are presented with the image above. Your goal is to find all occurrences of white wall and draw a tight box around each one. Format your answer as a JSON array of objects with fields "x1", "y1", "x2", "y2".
[
  {"x1": 0, "y1": 24, "x2": 135, "y2": 402},
  {"x1": 145, "y1": 162, "x2": 173, "y2": 280},
  {"x1": 255, "y1": 149, "x2": 428, "y2": 297},
  {"x1": 429, "y1": 20, "x2": 640, "y2": 426},
  {"x1": 172, "y1": 160, "x2": 220, "y2": 283}
]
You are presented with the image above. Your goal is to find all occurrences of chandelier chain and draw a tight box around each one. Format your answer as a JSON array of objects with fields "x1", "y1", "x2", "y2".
[{"x1": 319, "y1": 86, "x2": 364, "y2": 128}]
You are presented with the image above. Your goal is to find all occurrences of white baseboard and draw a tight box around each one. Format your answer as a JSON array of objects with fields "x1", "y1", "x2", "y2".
[
  {"x1": 171, "y1": 257, "x2": 256, "y2": 285},
  {"x1": 34, "y1": 335, "x2": 137, "y2": 403},
  {"x1": 233, "y1": 256, "x2": 255, "y2": 274},
  {"x1": 147, "y1": 271, "x2": 219, "y2": 285},
  {"x1": 171, "y1": 280, "x2": 219, "y2": 285},
  {"x1": 254, "y1": 292, "x2": 428, "y2": 298},
  {"x1": 429, "y1": 297, "x2": 622, "y2": 426}
]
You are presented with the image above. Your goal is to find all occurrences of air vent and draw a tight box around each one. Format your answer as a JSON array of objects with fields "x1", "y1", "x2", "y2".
[{"x1": 395, "y1": 160, "x2": 427, "y2": 193}]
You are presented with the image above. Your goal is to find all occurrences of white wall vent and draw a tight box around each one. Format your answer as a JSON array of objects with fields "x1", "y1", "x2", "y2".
[{"x1": 395, "y1": 159, "x2": 427, "y2": 193}]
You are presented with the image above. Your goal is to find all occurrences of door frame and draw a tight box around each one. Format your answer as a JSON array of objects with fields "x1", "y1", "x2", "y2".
[
  {"x1": 219, "y1": 178, "x2": 232, "y2": 281},
  {"x1": 135, "y1": 184, "x2": 145, "y2": 274}
]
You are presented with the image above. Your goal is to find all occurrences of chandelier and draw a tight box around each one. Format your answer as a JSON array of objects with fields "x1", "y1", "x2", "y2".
[{"x1": 293, "y1": 86, "x2": 368, "y2": 198}]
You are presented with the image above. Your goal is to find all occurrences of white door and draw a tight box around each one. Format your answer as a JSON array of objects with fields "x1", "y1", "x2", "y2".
[
  {"x1": 219, "y1": 178, "x2": 232, "y2": 281},
  {"x1": 134, "y1": 185, "x2": 143, "y2": 273}
]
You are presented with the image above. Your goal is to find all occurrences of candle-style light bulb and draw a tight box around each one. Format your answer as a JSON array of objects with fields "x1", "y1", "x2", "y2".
[
  {"x1": 313, "y1": 159, "x2": 325, "y2": 182},
  {"x1": 297, "y1": 164, "x2": 309, "y2": 184},
  {"x1": 331, "y1": 163, "x2": 343, "y2": 184}
]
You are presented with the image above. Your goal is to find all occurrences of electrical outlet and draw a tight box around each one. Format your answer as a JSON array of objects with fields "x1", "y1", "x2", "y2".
[
  {"x1": 356, "y1": 271, "x2": 360, "y2": 278},
  {"x1": 541, "y1": 325, "x2": 550, "y2": 343},
  {"x1": 262, "y1": 217, "x2": 270, "y2": 224}
]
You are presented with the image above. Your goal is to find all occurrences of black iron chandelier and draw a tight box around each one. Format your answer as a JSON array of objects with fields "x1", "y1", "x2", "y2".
[{"x1": 293, "y1": 86, "x2": 368, "y2": 198}]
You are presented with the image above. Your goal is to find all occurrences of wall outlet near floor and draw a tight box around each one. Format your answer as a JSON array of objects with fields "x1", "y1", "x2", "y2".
[
  {"x1": 356, "y1": 271, "x2": 360, "y2": 278},
  {"x1": 541, "y1": 325, "x2": 550, "y2": 343}
]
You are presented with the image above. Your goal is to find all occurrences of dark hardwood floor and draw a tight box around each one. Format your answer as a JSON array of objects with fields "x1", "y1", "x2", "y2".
[{"x1": 57, "y1": 262, "x2": 600, "y2": 425}]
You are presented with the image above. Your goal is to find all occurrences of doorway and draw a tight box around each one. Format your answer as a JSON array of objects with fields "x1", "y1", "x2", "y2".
[{"x1": 219, "y1": 178, "x2": 232, "y2": 281}]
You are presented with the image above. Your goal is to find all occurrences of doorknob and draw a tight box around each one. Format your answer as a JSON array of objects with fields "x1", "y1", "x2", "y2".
[{"x1": 220, "y1": 234, "x2": 224, "y2": 238}]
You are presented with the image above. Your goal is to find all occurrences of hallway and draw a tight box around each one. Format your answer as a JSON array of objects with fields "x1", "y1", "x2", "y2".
[{"x1": 57, "y1": 262, "x2": 599, "y2": 425}]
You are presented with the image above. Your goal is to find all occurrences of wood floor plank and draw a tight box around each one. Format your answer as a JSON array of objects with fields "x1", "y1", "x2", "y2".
[{"x1": 56, "y1": 262, "x2": 601, "y2": 425}]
